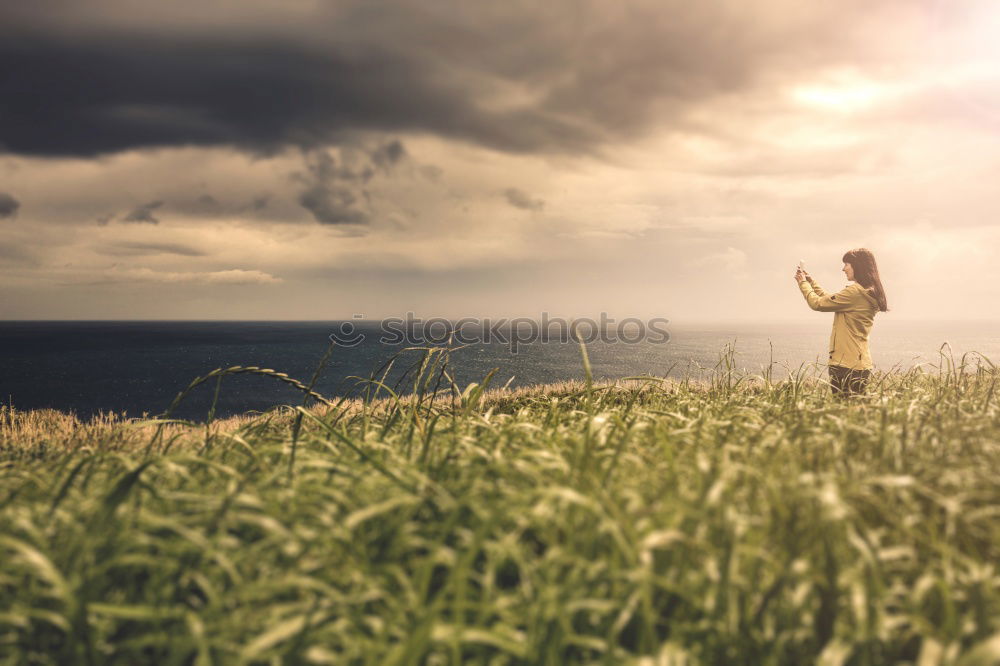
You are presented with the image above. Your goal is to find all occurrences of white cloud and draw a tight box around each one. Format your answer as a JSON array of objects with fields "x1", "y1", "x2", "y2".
[
  {"x1": 101, "y1": 267, "x2": 282, "y2": 285},
  {"x1": 690, "y1": 246, "x2": 749, "y2": 273}
]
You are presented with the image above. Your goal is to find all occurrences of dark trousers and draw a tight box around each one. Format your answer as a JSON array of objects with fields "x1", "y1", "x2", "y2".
[{"x1": 829, "y1": 365, "x2": 871, "y2": 397}]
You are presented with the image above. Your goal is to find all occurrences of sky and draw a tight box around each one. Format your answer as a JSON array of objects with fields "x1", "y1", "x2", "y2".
[{"x1": 2, "y1": 0, "x2": 1000, "y2": 322}]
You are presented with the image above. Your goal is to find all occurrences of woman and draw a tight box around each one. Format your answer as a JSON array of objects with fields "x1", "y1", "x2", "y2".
[{"x1": 795, "y1": 248, "x2": 889, "y2": 398}]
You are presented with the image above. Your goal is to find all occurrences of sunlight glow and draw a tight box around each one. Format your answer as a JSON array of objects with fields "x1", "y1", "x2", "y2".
[{"x1": 790, "y1": 80, "x2": 881, "y2": 113}]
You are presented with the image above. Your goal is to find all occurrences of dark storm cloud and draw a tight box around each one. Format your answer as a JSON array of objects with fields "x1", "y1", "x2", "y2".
[
  {"x1": 294, "y1": 151, "x2": 370, "y2": 225},
  {"x1": 298, "y1": 185, "x2": 368, "y2": 225},
  {"x1": 98, "y1": 241, "x2": 207, "y2": 256},
  {"x1": 371, "y1": 140, "x2": 407, "y2": 171},
  {"x1": 0, "y1": 32, "x2": 589, "y2": 158},
  {"x1": 0, "y1": 192, "x2": 20, "y2": 219},
  {"x1": 504, "y1": 187, "x2": 545, "y2": 212},
  {"x1": 291, "y1": 140, "x2": 407, "y2": 225},
  {"x1": 0, "y1": 0, "x2": 908, "y2": 158},
  {"x1": 122, "y1": 200, "x2": 164, "y2": 224}
]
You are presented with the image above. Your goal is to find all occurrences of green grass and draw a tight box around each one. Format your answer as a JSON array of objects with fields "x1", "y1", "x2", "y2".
[{"x1": 1, "y1": 344, "x2": 999, "y2": 665}]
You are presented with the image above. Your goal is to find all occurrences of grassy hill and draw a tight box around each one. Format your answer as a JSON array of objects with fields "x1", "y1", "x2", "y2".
[{"x1": 2, "y1": 345, "x2": 999, "y2": 664}]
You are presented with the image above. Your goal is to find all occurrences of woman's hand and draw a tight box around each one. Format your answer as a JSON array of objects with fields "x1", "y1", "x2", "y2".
[{"x1": 795, "y1": 268, "x2": 805, "y2": 283}]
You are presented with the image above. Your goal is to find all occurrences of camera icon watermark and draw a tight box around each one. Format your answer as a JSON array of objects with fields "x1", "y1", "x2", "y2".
[{"x1": 330, "y1": 312, "x2": 670, "y2": 354}]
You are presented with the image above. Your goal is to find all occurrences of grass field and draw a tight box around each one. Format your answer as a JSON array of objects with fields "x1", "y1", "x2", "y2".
[{"x1": 2, "y1": 344, "x2": 999, "y2": 665}]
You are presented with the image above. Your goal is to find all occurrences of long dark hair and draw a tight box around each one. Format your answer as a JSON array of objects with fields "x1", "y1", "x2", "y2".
[{"x1": 843, "y1": 248, "x2": 888, "y2": 312}]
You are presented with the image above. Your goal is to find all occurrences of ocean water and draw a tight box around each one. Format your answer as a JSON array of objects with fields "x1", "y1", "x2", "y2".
[{"x1": 1, "y1": 319, "x2": 997, "y2": 419}]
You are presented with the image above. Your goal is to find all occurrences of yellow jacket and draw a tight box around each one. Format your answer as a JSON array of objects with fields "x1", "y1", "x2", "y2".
[{"x1": 798, "y1": 277, "x2": 879, "y2": 370}]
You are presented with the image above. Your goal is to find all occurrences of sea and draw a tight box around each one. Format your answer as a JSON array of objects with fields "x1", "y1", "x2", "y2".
[{"x1": 1, "y1": 319, "x2": 997, "y2": 420}]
